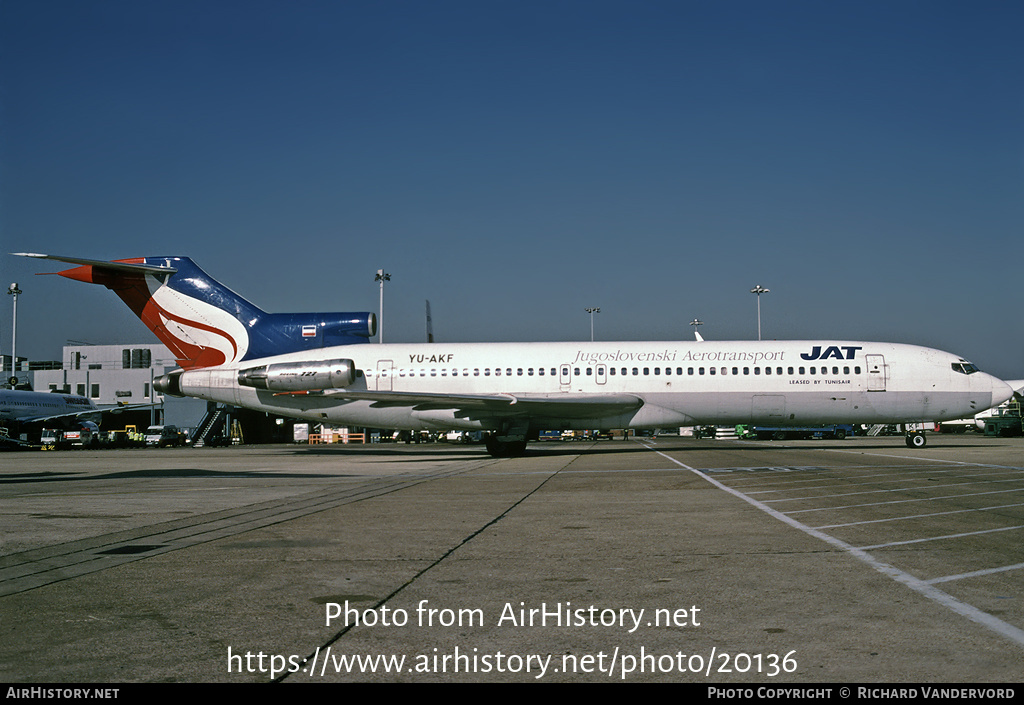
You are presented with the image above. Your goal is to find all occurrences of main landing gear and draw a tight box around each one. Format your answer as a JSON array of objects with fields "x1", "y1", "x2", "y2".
[
  {"x1": 484, "y1": 436, "x2": 528, "y2": 457},
  {"x1": 905, "y1": 431, "x2": 927, "y2": 448}
]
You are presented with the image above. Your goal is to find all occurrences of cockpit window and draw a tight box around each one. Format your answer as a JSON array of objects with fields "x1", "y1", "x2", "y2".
[{"x1": 951, "y1": 362, "x2": 979, "y2": 375}]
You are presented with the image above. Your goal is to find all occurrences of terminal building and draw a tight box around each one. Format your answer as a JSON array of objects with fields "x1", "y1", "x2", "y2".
[{"x1": 30, "y1": 343, "x2": 176, "y2": 407}]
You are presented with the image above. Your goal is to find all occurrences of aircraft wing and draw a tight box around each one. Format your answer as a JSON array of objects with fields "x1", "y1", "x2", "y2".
[
  {"x1": 279, "y1": 389, "x2": 643, "y2": 419},
  {"x1": 15, "y1": 402, "x2": 157, "y2": 426}
]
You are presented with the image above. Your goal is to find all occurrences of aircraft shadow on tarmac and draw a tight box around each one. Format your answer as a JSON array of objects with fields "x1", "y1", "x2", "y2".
[
  {"x1": 286, "y1": 438, "x2": 1015, "y2": 460},
  {"x1": 0, "y1": 467, "x2": 360, "y2": 484}
]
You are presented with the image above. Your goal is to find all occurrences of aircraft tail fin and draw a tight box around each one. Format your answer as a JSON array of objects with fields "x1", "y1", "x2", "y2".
[{"x1": 15, "y1": 253, "x2": 376, "y2": 369}]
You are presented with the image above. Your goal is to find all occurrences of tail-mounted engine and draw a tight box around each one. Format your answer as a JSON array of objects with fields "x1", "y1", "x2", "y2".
[
  {"x1": 237, "y1": 359, "x2": 357, "y2": 392},
  {"x1": 154, "y1": 369, "x2": 184, "y2": 397}
]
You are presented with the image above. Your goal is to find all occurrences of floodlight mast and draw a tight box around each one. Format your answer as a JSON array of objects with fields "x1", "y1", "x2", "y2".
[
  {"x1": 7, "y1": 282, "x2": 22, "y2": 387},
  {"x1": 585, "y1": 307, "x2": 600, "y2": 342},
  {"x1": 750, "y1": 285, "x2": 769, "y2": 340},
  {"x1": 375, "y1": 270, "x2": 390, "y2": 343}
]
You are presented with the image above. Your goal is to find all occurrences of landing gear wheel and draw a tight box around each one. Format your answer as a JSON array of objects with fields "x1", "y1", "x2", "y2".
[
  {"x1": 906, "y1": 432, "x2": 927, "y2": 448},
  {"x1": 485, "y1": 436, "x2": 528, "y2": 458}
]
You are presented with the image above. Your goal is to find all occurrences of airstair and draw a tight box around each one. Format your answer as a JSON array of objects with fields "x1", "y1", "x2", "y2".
[{"x1": 191, "y1": 404, "x2": 227, "y2": 447}]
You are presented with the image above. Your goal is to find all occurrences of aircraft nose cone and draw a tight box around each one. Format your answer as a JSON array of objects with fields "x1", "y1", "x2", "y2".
[{"x1": 991, "y1": 377, "x2": 1014, "y2": 408}]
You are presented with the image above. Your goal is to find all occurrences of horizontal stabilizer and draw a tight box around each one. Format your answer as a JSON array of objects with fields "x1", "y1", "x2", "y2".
[{"x1": 13, "y1": 253, "x2": 177, "y2": 275}]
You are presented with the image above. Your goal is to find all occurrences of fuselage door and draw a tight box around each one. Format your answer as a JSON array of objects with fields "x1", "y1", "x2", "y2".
[
  {"x1": 596, "y1": 364, "x2": 607, "y2": 385},
  {"x1": 752, "y1": 394, "x2": 786, "y2": 422},
  {"x1": 560, "y1": 364, "x2": 572, "y2": 390},
  {"x1": 377, "y1": 359, "x2": 394, "y2": 391},
  {"x1": 865, "y1": 354, "x2": 886, "y2": 392}
]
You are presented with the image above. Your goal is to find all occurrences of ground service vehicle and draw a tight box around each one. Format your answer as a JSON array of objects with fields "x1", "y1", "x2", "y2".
[
  {"x1": 144, "y1": 425, "x2": 184, "y2": 447},
  {"x1": 737, "y1": 423, "x2": 855, "y2": 440}
]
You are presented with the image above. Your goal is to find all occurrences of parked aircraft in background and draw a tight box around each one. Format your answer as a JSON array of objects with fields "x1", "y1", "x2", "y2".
[
  {"x1": 0, "y1": 388, "x2": 99, "y2": 425},
  {"x1": 16, "y1": 253, "x2": 1015, "y2": 457},
  {"x1": 0, "y1": 386, "x2": 158, "y2": 448}
]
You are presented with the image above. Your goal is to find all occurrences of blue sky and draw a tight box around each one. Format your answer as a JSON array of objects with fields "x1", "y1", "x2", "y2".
[{"x1": 2, "y1": 0, "x2": 1022, "y2": 378}]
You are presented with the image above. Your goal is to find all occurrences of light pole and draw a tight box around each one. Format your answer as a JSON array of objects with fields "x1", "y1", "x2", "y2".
[
  {"x1": 750, "y1": 285, "x2": 769, "y2": 340},
  {"x1": 7, "y1": 283, "x2": 21, "y2": 387},
  {"x1": 375, "y1": 270, "x2": 390, "y2": 343},
  {"x1": 585, "y1": 307, "x2": 600, "y2": 342},
  {"x1": 690, "y1": 318, "x2": 703, "y2": 341}
]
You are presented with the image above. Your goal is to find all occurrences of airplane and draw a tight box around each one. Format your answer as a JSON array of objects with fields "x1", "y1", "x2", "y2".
[
  {"x1": 15, "y1": 253, "x2": 1016, "y2": 457},
  {"x1": 0, "y1": 387, "x2": 100, "y2": 426},
  {"x1": 0, "y1": 386, "x2": 161, "y2": 447},
  {"x1": 0, "y1": 387, "x2": 100, "y2": 448}
]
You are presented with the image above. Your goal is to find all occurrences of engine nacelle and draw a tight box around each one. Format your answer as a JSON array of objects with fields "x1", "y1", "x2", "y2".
[
  {"x1": 237, "y1": 358, "x2": 357, "y2": 392},
  {"x1": 154, "y1": 370, "x2": 184, "y2": 397}
]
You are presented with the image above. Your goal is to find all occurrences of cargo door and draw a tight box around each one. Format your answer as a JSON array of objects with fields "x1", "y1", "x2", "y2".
[{"x1": 752, "y1": 394, "x2": 786, "y2": 422}]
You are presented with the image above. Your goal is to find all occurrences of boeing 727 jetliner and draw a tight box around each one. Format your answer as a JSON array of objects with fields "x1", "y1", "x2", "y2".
[{"x1": 17, "y1": 253, "x2": 1014, "y2": 457}]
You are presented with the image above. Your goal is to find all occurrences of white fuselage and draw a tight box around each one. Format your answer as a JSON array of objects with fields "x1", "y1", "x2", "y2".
[
  {"x1": 0, "y1": 390, "x2": 97, "y2": 424},
  {"x1": 173, "y1": 340, "x2": 1013, "y2": 433}
]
